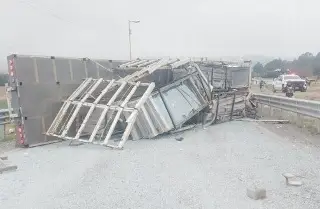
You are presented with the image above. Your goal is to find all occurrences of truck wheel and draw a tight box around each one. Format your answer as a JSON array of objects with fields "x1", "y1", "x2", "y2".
[{"x1": 272, "y1": 86, "x2": 276, "y2": 93}]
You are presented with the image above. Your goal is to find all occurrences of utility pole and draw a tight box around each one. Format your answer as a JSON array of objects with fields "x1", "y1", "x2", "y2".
[{"x1": 128, "y1": 20, "x2": 140, "y2": 60}]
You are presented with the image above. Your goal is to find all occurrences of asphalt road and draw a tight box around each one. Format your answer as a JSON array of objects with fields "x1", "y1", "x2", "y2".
[{"x1": 1, "y1": 121, "x2": 320, "y2": 209}]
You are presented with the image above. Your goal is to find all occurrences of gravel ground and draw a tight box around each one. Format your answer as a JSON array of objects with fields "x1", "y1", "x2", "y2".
[
  {"x1": 0, "y1": 140, "x2": 16, "y2": 154},
  {"x1": 0, "y1": 121, "x2": 320, "y2": 209}
]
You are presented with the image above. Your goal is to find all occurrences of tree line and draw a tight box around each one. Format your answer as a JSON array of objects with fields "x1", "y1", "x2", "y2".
[
  {"x1": 0, "y1": 74, "x2": 8, "y2": 86},
  {"x1": 253, "y1": 52, "x2": 320, "y2": 78}
]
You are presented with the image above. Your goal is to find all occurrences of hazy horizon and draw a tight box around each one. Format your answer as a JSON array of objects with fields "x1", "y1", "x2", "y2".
[{"x1": 1, "y1": 0, "x2": 320, "y2": 71}]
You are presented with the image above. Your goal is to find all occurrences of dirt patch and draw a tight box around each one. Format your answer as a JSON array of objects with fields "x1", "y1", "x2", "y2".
[{"x1": 259, "y1": 122, "x2": 320, "y2": 147}]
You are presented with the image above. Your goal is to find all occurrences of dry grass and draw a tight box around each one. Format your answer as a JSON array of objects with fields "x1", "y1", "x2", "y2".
[
  {"x1": 258, "y1": 105, "x2": 320, "y2": 135},
  {"x1": 0, "y1": 87, "x2": 14, "y2": 142},
  {"x1": 0, "y1": 86, "x2": 7, "y2": 109},
  {"x1": 0, "y1": 86, "x2": 6, "y2": 101}
]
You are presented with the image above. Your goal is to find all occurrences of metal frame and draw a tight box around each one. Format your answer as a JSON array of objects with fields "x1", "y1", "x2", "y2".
[
  {"x1": 128, "y1": 71, "x2": 211, "y2": 139},
  {"x1": 117, "y1": 58, "x2": 208, "y2": 85},
  {"x1": 198, "y1": 60, "x2": 251, "y2": 90},
  {"x1": 46, "y1": 78, "x2": 155, "y2": 149},
  {"x1": 118, "y1": 58, "x2": 173, "y2": 82},
  {"x1": 213, "y1": 91, "x2": 247, "y2": 122},
  {"x1": 46, "y1": 78, "x2": 94, "y2": 135}
]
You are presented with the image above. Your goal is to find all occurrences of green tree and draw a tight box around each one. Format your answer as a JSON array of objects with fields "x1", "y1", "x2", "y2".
[
  {"x1": 0, "y1": 74, "x2": 8, "y2": 86},
  {"x1": 252, "y1": 62, "x2": 264, "y2": 76},
  {"x1": 262, "y1": 52, "x2": 318, "y2": 77},
  {"x1": 313, "y1": 52, "x2": 320, "y2": 76},
  {"x1": 263, "y1": 58, "x2": 284, "y2": 72},
  {"x1": 289, "y1": 52, "x2": 314, "y2": 76}
]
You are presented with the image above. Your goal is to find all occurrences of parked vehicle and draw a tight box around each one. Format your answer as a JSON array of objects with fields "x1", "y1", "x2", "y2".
[{"x1": 272, "y1": 74, "x2": 307, "y2": 93}]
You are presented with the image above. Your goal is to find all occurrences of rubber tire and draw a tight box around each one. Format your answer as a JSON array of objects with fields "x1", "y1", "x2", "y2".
[{"x1": 272, "y1": 86, "x2": 276, "y2": 93}]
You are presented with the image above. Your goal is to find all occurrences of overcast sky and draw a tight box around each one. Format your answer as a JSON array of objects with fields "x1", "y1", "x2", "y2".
[{"x1": 1, "y1": 0, "x2": 320, "y2": 70}]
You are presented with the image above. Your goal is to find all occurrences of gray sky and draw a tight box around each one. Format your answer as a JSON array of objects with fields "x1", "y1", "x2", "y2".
[{"x1": 1, "y1": 0, "x2": 320, "y2": 70}]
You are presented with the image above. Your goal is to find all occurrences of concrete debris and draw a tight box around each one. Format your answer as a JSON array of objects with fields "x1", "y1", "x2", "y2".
[
  {"x1": 46, "y1": 58, "x2": 252, "y2": 149},
  {"x1": 0, "y1": 155, "x2": 8, "y2": 160},
  {"x1": 283, "y1": 173, "x2": 303, "y2": 186},
  {"x1": 246, "y1": 186, "x2": 267, "y2": 200}
]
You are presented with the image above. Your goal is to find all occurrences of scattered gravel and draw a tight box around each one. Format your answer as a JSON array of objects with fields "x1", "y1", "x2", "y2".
[{"x1": 0, "y1": 121, "x2": 319, "y2": 209}]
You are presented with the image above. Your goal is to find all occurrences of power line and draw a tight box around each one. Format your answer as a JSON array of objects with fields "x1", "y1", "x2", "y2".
[{"x1": 17, "y1": 0, "x2": 73, "y2": 24}]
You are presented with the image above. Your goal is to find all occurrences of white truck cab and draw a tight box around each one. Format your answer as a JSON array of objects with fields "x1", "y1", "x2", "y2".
[{"x1": 272, "y1": 74, "x2": 307, "y2": 92}]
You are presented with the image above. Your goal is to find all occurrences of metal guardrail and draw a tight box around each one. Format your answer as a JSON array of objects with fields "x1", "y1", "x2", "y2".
[
  {"x1": 0, "y1": 109, "x2": 11, "y2": 140},
  {"x1": 253, "y1": 93, "x2": 320, "y2": 119},
  {"x1": 0, "y1": 109, "x2": 11, "y2": 124},
  {"x1": 0, "y1": 109, "x2": 10, "y2": 124},
  {"x1": 0, "y1": 109, "x2": 9, "y2": 114}
]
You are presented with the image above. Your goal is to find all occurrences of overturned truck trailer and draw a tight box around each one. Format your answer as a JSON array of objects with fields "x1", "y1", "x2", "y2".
[{"x1": 6, "y1": 55, "x2": 252, "y2": 148}]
